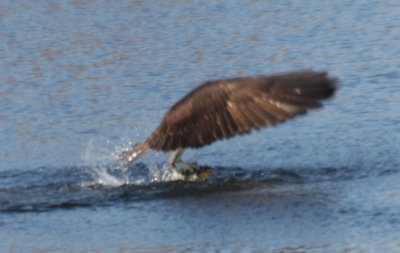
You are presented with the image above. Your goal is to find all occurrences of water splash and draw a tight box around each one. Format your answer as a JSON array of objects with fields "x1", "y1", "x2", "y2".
[
  {"x1": 82, "y1": 136, "x2": 187, "y2": 187},
  {"x1": 82, "y1": 137, "x2": 130, "y2": 187}
]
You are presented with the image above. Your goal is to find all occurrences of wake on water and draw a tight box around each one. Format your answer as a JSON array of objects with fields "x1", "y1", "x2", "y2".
[
  {"x1": 2, "y1": 135, "x2": 395, "y2": 213},
  {"x1": 80, "y1": 137, "x2": 382, "y2": 189},
  {"x1": 0, "y1": 137, "x2": 191, "y2": 212}
]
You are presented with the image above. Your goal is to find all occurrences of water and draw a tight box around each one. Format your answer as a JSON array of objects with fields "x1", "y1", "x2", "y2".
[{"x1": 1, "y1": 0, "x2": 399, "y2": 252}]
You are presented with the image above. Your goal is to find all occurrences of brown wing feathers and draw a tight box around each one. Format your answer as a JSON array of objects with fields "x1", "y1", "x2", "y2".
[{"x1": 147, "y1": 70, "x2": 336, "y2": 151}]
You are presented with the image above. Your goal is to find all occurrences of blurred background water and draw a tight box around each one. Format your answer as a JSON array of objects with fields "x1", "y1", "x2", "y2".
[{"x1": 0, "y1": 0, "x2": 399, "y2": 252}]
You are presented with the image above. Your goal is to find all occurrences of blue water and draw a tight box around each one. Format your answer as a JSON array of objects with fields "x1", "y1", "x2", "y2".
[{"x1": 1, "y1": 0, "x2": 400, "y2": 252}]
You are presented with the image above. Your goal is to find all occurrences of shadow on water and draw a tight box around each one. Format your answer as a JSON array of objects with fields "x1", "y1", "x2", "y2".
[{"x1": 1, "y1": 162, "x2": 396, "y2": 213}]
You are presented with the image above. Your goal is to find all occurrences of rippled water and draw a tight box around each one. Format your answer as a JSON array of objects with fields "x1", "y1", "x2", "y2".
[{"x1": 1, "y1": 0, "x2": 400, "y2": 252}]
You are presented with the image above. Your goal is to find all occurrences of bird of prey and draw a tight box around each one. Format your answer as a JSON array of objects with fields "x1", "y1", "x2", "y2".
[{"x1": 119, "y1": 70, "x2": 337, "y2": 178}]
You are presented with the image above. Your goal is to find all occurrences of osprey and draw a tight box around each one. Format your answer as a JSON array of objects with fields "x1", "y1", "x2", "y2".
[{"x1": 119, "y1": 70, "x2": 337, "y2": 176}]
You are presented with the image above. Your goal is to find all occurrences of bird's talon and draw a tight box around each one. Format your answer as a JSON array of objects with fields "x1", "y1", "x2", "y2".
[{"x1": 179, "y1": 162, "x2": 199, "y2": 175}]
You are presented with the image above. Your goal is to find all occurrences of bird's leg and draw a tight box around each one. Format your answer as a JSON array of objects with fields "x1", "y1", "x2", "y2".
[
  {"x1": 168, "y1": 148, "x2": 185, "y2": 179},
  {"x1": 168, "y1": 148, "x2": 184, "y2": 168},
  {"x1": 168, "y1": 148, "x2": 199, "y2": 176}
]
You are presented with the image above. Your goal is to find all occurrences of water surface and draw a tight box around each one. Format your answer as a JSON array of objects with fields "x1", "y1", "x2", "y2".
[{"x1": 1, "y1": 0, "x2": 400, "y2": 252}]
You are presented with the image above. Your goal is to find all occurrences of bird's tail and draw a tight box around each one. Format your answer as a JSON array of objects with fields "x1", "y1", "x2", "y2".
[{"x1": 118, "y1": 141, "x2": 149, "y2": 167}]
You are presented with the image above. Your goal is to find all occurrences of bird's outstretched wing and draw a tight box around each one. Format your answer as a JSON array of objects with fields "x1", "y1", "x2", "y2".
[{"x1": 147, "y1": 70, "x2": 337, "y2": 151}]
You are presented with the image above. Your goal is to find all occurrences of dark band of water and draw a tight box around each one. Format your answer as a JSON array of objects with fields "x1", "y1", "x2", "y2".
[{"x1": 1, "y1": 163, "x2": 397, "y2": 213}]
